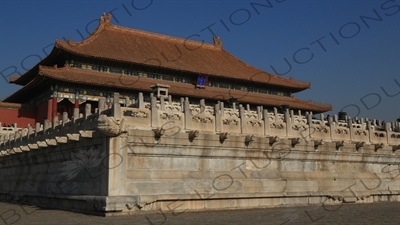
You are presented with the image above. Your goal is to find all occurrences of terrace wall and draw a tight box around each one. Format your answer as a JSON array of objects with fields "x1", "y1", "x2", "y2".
[{"x1": 0, "y1": 92, "x2": 399, "y2": 215}]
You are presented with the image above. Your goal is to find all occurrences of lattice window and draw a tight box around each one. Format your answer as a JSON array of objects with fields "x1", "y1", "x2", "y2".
[
  {"x1": 163, "y1": 74, "x2": 174, "y2": 81},
  {"x1": 219, "y1": 83, "x2": 229, "y2": 89},
  {"x1": 109, "y1": 67, "x2": 122, "y2": 74}
]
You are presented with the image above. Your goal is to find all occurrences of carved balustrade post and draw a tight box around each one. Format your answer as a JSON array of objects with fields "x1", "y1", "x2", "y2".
[
  {"x1": 239, "y1": 105, "x2": 246, "y2": 134},
  {"x1": 214, "y1": 102, "x2": 221, "y2": 133},
  {"x1": 263, "y1": 109, "x2": 270, "y2": 136},
  {"x1": 184, "y1": 97, "x2": 191, "y2": 130}
]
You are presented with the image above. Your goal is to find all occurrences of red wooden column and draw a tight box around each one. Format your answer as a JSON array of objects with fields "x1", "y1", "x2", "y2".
[
  {"x1": 47, "y1": 99, "x2": 52, "y2": 122},
  {"x1": 74, "y1": 91, "x2": 80, "y2": 116},
  {"x1": 106, "y1": 95, "x2": 111, "y2": 109},
  {"x1": 52, "y1": 96, "x2": 58, "y2": 119},
  {"x1": 74, "y1": 98, "x2": 79, "y2": 109},
  {"x1": 51, "y1": 87, "x2": 59, "y2": 120}
]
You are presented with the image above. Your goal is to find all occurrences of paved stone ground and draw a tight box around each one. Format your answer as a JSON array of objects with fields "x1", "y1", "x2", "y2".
[{"x1": 0, "y1": 201, "x2": 399, "y2": 225}]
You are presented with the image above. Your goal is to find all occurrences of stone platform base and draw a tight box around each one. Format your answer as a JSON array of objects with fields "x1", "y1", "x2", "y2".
[{"x1": 2, "y1": 192, "x2": 399, "y2": 216}]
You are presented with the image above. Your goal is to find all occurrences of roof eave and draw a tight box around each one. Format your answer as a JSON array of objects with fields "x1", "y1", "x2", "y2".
[
  {"x1": 10, "y1": 46, "x2": 62, "y2": 86},
  {"x1": 4, "y1": 75, "x2": 48, "y2": 103}
]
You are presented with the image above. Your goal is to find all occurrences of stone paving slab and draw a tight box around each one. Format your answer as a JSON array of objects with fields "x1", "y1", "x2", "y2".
[{"x1": 0, "y1": 201, "x2": 399, "y2": 225}]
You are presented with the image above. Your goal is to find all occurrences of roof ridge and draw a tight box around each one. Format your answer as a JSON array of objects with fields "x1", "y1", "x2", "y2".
[
  {"x1": 55, "y1": 13, "x2": 218, "y2": 50},
  {"x1": 219, "y1": 49, "x2": 311, "y2": 87},
  {"x1": 55, "y1": 17, "x2": 108, "y2": 48},
  {"x1": 109, "y1": 24, "x2": 217, "y2": 50}
]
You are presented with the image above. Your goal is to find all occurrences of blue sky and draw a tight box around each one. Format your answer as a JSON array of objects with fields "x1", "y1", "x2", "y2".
[{"x1": 0, "y1": 0, "x2": 399, "y2": 122}]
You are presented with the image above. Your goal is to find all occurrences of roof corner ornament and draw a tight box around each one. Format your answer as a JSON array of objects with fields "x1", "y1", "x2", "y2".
[
  {"x1": 213, "y1": 36, "x2": 222, "y2": 48},
  {"x1": 100, "y1": 12, "x2": 112, "y2": 24}
]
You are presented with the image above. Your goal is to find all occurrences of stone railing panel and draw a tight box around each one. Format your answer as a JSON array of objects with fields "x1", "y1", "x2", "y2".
[
  {"x1": 332, "y1": 126, "x2": 351, "y2": 141},
  {"x1": 221, "y1": 116, "x2": 241, "y2": 134},
  {"x1": 353, "y1": 128, "x2": 369, "y2": 142},
  {"x1": 223, "y1": 108, "x2": 239, "y2": 118},
  {"x1": 291, "y1": 122, "x2": 308, "y2": 139},
  {"x1": 389, "y1": 133, "x2": 400, "y2": 145},
  {"x1": 245, "y1": 119, "x2": 264, "y2": 135},
  {"x1": 158, "y1": 111, "x2": 184, "y2": 129},
  {"x1": 269, "y1": 122, "x2": 286, "y2": 137},
  {"x1": 372, "y1": 131, "x2": 387, "y2": 144},
  {"x1": 191, "y1": 114, "x2": 215, "y2": 133},
  {"x1": 310, "y1": 125, "x2": 330, "y2": 140},
  {"x1": 122, "y1": 107, "x2": 151, "y2": 127}
]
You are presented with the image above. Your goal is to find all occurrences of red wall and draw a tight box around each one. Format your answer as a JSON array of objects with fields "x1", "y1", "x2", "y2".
[
  {"x1": 0, "y1": 108, "x2": 36, "y2": 128},
  {"x1": 36, "y1": 100, "x2": 51, "y2": 124}
]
